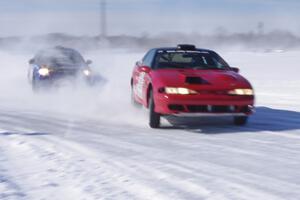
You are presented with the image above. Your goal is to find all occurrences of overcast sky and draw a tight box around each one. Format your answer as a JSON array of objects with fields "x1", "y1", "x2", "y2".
[{"x1": 0, "y1": 0, "x2": 299, "y2": 36}]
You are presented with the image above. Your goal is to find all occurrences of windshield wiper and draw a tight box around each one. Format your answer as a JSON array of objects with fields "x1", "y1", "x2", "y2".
[{"x1": 193, "y1": 65, "x2": 225, "y2": 70}]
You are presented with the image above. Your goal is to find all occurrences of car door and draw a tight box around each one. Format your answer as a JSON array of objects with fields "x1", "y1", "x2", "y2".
[{"x1": 132, "y1": 49, "x2": 156, "y2": 105}]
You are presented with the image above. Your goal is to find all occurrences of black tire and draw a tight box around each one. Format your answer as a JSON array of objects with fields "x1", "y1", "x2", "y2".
[
  {"x1": 234, "y1": 116, "x2": 248, "y2": 125},
  {"x1": 32, "y1": 78, "x2": 47, "y2": 93},
  {"x1": 149, "y1": 91, "x2": 160, "y2": 128}
]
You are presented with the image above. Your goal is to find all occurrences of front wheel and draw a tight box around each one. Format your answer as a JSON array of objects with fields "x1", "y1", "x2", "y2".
[
  {"x1": 234, "y1": 116, "x2": 248, "y2": 125},
  {"x1": 149, "y1": 91, "x2": 160, "y2": 128},
  {"x1": 32, "y1": 79, "x2": 41, "y2": 93}
]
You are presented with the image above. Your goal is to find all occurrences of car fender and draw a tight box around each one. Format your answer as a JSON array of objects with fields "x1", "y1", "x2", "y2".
[
  {"x1": 144, "y1": 82, "x2": 152, "y2": 108},
  {"x1": 28, "y1": 64, "x2": 38, "y2": 83},
  {"x1": 142, "y1": 73, "x2": 153, "y2": 108}
]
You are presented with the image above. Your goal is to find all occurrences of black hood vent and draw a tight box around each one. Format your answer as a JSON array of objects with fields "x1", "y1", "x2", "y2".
[{"x1": 185, "y1": 77, "x2": 208, "y2": 84}]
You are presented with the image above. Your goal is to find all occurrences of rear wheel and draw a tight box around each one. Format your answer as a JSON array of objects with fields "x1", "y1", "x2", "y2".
[
  {"x1": 149, "y1": 91, "x2": 160, "y2": 128},
  {"x1": 234, "y1": 116, "x2": 248, "y2": 125}
]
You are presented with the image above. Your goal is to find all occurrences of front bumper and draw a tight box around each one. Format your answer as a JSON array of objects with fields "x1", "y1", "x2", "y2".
[
  {"x1": 34, "y1": 74, "x2": 93, "y2": 87},
  {"x1": 154, "y1": 93, "x2": 254, "y2": 116}
]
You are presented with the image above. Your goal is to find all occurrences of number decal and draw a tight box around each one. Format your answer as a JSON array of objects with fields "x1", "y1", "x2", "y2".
[{"x1": 135, "y1": 72, "x2": 146, "y2": 99}]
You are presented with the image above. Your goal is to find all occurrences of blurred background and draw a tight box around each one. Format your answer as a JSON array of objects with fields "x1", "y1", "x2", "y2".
[{"x1": 0, "y1": 0, "x2": 300, "y2": 52}]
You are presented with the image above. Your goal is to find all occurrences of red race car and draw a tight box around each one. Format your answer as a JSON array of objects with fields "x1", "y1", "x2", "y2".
[{"x1": 131, "y1": 44, "x2": 254, "y2": 128}]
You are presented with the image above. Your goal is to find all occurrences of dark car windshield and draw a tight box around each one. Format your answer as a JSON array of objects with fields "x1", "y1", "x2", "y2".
[
  {"x1": 35, "y1": 47, "x2": 86, "y2": 68},
  {"x1": 153, "y1": 51, "x2": 229, "y2": 70}
]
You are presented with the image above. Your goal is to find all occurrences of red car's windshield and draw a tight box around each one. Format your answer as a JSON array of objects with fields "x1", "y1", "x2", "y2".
[{"x1": 154, "y1": 51, "x2": 229, "y2": 70}]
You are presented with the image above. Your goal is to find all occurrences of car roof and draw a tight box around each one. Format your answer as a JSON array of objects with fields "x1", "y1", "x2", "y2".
[
  {"x1": 151, "y1": 47, "x2": 214, "y2": 53},
  {"x1": 33, "y1": 46, "x2": 86, "y2": 67},
  {"x1": 35, "y1": 46, "x2": 85, "y2": 60},
  {"x1": 36, "y1": 46, "x2": 80, "y2": 55}
]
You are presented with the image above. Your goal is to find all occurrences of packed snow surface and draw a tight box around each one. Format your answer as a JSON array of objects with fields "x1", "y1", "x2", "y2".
[{"x1": 0, "y1": 49, "x2": 300, "y2": 200}]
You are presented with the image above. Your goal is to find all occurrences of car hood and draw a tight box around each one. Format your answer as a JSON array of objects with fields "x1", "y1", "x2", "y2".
[{"x1": 151, "y1": 69, "x2": 252, "y2": 89}]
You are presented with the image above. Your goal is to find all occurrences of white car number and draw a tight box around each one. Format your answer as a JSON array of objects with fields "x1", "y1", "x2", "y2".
[{"x1": 135, "y1": 72, "x2": 146, "y2": 99}]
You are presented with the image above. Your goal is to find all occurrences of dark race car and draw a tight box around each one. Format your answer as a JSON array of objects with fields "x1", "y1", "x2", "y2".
[
  {"x1": 131, "y1": 44, "x2": 255, "y2": 128},
  {"x1": 28, "y1": 46, "x2": 101, "y2": 91}
]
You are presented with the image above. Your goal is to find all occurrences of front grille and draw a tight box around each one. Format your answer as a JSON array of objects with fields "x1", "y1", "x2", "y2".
[
  {"x1": 51, "y1": 69, "x2": 78, "y2": 76},
  {"x1": 168, "y1": 104, "x2": 247, "y2": 113},
  {"x1": 168, "y1": 104, "x2": 185, "y2": 111},
  {"x1": 186, "y1": 105, "x2": 208, "y2": 112},
  {"x1": 211, "y1": 105, "x2": 231, "y2": 113},
  {"x1": 186, "y1": 105, "x2": 235, "y2": 113}
]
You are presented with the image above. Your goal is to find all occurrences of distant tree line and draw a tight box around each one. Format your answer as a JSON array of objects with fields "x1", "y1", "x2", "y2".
[{"x1": 1, "y1": 29, "x2": 300, "y2": 52}]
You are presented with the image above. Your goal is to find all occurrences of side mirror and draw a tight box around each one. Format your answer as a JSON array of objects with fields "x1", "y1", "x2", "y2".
[
  {"x1": 86, "y1": 60, "x2": 92, "y2": 65},
  {"x1": 135, "y1": 61, "x2": 142, "y2": 66},
  {"x1": 29, "y1": 58, "x2": 34, "y2": 64},
  {"x1": 230, "y1": 67, "x2": 240, "y2": 73},
  {"x1": 140, "y1": 66, "x2": 151, "y2": 73}
]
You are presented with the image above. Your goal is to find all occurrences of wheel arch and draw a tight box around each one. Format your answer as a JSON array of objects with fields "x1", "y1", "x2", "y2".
[{"x1": 146, "y1": 83, "x2": 153, "y2": 108}]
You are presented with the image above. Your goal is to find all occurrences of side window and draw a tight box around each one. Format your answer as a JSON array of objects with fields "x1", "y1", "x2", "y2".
[
  {"x1": 210, "y1": 52, "x2": 229, "y2": 67},
  {"x1": 142, "y1": 49, "x2": 156, "y2": 68}
]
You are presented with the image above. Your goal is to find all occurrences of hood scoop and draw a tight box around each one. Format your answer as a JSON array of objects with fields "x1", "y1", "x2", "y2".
[{"x1": 185, "y1": 76, "x2": 209, "y2": 84}]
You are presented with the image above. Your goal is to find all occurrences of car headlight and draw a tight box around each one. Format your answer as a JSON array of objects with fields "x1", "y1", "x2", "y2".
[
  {"x1": 38, "y1": 68, "x2": 50, "y2": 76},
  {"x1": 164, "y1": 87, "x2": 197, "y2": 95},
  {"x1": 228, "y1": 89, "x2": 254, "y2": 95},
  {"x1": 83, "y1": 69, "x2": 91, "y2": 76}
]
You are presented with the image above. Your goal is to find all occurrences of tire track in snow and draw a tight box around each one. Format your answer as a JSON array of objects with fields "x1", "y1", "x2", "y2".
[
  {"x1": 0, "y1": 142, "x2": 27, "y2": 200},
  {"x1": 36, "y1": 135, "x2": 211, "y2": 200},
  {"x1": 1, "y1": 108, "x2": 300, "y2": 199}
]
